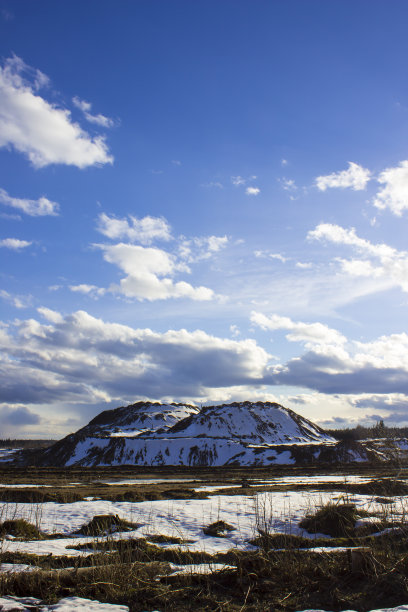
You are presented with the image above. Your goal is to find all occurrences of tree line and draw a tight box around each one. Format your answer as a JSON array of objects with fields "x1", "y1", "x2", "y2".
[{"x1": 325, "y1": 420, "x2": 408, "y2": 441}]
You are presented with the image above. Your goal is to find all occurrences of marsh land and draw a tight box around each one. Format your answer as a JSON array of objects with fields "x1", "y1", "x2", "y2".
[{"x1": 1, "y1": 464, "x2": 408, "y2": 610}]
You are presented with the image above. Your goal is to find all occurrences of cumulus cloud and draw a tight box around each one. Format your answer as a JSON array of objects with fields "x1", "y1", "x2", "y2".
[
  {"x1": 315, "y1": 162, "x2": 371, "y2": 191},
  {"x1": 251, "y1": 312, "x2": 347, "y2": 348},
  {"x1": 246, "y1": 186, "x2": 260, "y2": 195},
  {"x1": 352, "y1": 393, "x2": 408, "y2": 424},
  {"x1": 255, "y1": 324, "x2": 408, "y2": 396},
  {"x1": 96, "y1": 213, "x2": 171, "y2": 244},
  {"x1": 249, "y1": 312, "x2": 408, "y2": 400},
  {"x1": 92, "y1": 214, "x2": 225, "y2": 301},
  {"x1": 374, "y1": 160, "x2": 408, "y2": 215},
  {"x1": 231, "y1": 175, "x2": 260, "y2": 194},
  {"x1": 3, "y1": 307, "x2": 408, "y2": 432},
  {"x1": 37, "y1": 307, "x2": 64, "y2": 324},
  {"x1": 72, "y1": 96, "x2": 114, "y2": 128},
  {"x1": 0, "y1": 238, "x2": 32, "y2": 250},
  {"x1": 309, "y1": 223, "x2": 408, "y2": 292},
  {"x1": 0, "y1": 55, "x2": 113, "y2": 168},
  {"x1": 267, "y1": 351, "x2": 408, "y2": 395},
  {"x1": 0, "y1": 187, "x2": 59, "y2": 216},
  {"x1": 0, "y1": 309, "x2": 270, "y2": 412},
  {"x1": 99, "y1": 242, "x2": 214, "y2": 301}
]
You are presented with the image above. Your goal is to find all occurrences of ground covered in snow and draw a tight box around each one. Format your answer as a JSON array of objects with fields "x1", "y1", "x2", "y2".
[{"x1": 2, "y1": 467, "x2": 408, "y2": 611}]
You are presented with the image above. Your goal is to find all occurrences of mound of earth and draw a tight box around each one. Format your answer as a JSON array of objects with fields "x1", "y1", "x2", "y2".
[{"x1": 19, "y1": 400, "x2": 405, "y2": 467}]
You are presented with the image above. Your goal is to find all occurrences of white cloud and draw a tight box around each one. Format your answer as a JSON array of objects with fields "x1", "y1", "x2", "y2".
[
  {"x1": 69, "y1": 284, "x2": 106, "y2": 298},
  {"x1": 231, "y1": 175, "x2": 259, "y2": 194},
  {"x1": 37, "y1": 307, "x2": 64, "y2": 324},
  {"x1": 99, "y1": 243, "x2": 214, "y2": 301},
  {"x1": 278, "y1": 177, "x2": 297, "y2": 192},
  {"x1": 254, "y1": 250, "x2": 287, "y2": 263},
  {"x1": 0, "y1": 290, "x2": 32, "y2": 309},
  {"x1": 97, "y1": 213, "x2": 171, "y2": 244},
  {"x1": 171, "y1": 159, "x2": 181, "y2": 166},
  {"x1": 295, "y1": 262, "x2": 312, "y2": 269},
  {"x1": 266, "y1": 331, "x2": 408, "y2": 397},
  {"x1": 72, "y1": 96, "x2": 114, "y2": 128},
  {"x1": 0, "y1": 188, "x2": 59, "y2": 216},
  {"x1": 0, "y1": 309, "x2": 270, "y2": 414},
  {"x1": 374, "y1": 160, "x2": 408, "y2": 215},
  {"x1": 0, "y1": 238, "x2": 32, "y2": 250},
  {"x1": 281, "y1": 158, "x2": 288, "y2": 166},
  {"x1": 231, "y1": 175, "x2": 246, "y2": 186},
  {"x1": 0, "y1": 55, "x2": 113, "y2": 168},
  {"x1": 308, "y1": 223, "x2": 395, "y2": 258},
  {"x1": 245, "y1": 186, "x2": 260, "y2": 195},
  {"x1": 251, "y1": 312, "x2": 346, "y2": 348},
  {"x1": 269, "y1": 253, "x2": 286, "y2": 263},
  {"x1": 315, "y1": 162, "x2": 371, "y2": 191},
  {"x1": 179, "y1": 235, "x2": 228, "y2": 263},
  {"x1": 309, "y1": 223, "x2": 408, "y2": 292},
  {"x1": 94, "y1": 214, "x2": 226, "y2": 301},
  {"x1": 4, "y1": 306, "x2": 408, "y2": 430}
]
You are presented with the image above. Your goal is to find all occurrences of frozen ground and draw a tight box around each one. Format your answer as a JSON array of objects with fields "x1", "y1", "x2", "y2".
[
  {"x1": 252, "y1": 474, "x2": 373, "y2": 485},
  {"x1": 1, "y1": 472, "x2": 408, "y2": 611},
  {"x1": 298, "y1": 607, "x2": 408, "y2": 612},
  {"x1": 1, "y1": 487, "x2": 406, "y2": 557},
  {"x1": 1, "y1": 596, "x2": 408, "y2": 612},
  {"x1": 0, "y1": 449, "x2": 21, "y2": 462},
  {"x1": 0, "y1": 596, "x2": 129, "y2": 610},
  {"x1": 96, "y1": 478, "x2": 200, "y2": 485}
]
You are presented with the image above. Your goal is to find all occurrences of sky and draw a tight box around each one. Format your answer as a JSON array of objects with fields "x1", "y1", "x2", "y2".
[{"x1": 2, "y1": 0, "x2": 408, "y2": 438}]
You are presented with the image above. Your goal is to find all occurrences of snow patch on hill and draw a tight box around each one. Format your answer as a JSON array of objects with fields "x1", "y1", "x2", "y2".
[{"x1": 87, "y1": 401, "x2": 199, "y2": 437}]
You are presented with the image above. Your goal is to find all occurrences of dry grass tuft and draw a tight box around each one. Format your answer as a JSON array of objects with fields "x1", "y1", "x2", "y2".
[{"x1": 299, "y1": 502, "x2": 371, "y2": 537}]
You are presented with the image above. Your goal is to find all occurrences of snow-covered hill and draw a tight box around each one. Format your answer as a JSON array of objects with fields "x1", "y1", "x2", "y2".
[
  {"x1": 87, "y1": 401, "x2": 199, "y2": 437},
  {"x1": 25, "y1": 400, "x2": 397, "y2": 467},
  {"x1": 158, "y1": 401, "x2": 334, "y2": 444}
]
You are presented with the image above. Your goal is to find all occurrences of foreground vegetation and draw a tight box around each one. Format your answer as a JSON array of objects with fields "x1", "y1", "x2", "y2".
[
  {"x1": 2, "y1": 465, "x2": 408, "y2": 610},
  {"x1": 3, "y1": 523, "x2": 408, "y2": 611}
]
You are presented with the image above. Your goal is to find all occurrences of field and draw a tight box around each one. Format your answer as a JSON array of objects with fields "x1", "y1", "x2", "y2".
[{"x1": 1, "y1": 464, "x2": 408, "y2": 611}]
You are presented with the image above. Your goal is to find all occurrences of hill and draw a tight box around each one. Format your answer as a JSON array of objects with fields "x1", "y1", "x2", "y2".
[
  {"x1": 19, "y1": 400, "x2": 407, "y2": 467},
  {"x1": 25, "y1": 400, "x2": 332, "y2": 466}
]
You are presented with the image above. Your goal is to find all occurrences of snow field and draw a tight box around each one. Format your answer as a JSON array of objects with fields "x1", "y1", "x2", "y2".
[{"x1": 1, "y1": 487, "x2": 407, "y2": 557}]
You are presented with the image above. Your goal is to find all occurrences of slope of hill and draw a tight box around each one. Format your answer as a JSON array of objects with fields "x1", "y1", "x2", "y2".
[
  {"x1": 158, "y1": 401, "x2": 334, "y2": 444},
  {"x1": 86, "y1": 401, "x2": 200, "y2": 437},
  {"x1": 22, "y1": 400, "x2": 399, "y2": 467}
]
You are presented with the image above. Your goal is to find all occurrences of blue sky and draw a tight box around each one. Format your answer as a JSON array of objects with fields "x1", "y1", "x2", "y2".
[{"x1": 2, "y1": 0, "x2": 408, "y2": 437}]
